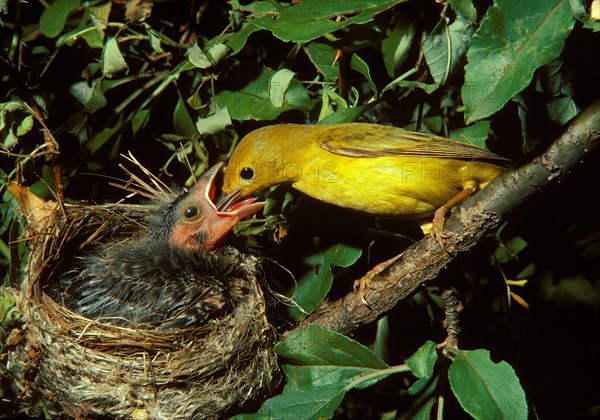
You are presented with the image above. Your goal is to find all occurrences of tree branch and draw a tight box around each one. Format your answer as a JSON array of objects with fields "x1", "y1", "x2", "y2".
[{"x1": 301, "y1": 99, "x2": 600, "y2": 336}]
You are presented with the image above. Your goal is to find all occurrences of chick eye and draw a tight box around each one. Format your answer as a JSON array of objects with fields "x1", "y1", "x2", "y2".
[
  {"x1": 240, "y1": 167, "x2": 254, "y2": 180},
  {"x1": 184, "y1": 206, "x2": 199, "y2": 219}
]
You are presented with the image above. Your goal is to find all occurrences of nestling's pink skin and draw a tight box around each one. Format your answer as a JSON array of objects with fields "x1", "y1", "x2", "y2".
[{"x1": 170, "y1": 163, "x2": 266, "y2": 251}]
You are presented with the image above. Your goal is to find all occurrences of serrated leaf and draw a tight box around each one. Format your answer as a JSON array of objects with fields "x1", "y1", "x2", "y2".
[
  {"x1": 449, "y1": 349, "x2": 528, "y2": 420},
  {"x1": 288, "y1": 244, "x2": 361, "y2": 320},
  {"x1": 248, "y1": 0, "x2": 400, "y2": 43},
  {"x1": 102, "y1": 37, "x2": 129, "y2": 78},
  {"x1": 449, "y1": 121, "x2": 490, "y2": 149},
  {"x1": 463, "y1": 0, "x2": 576, "y2": 123},
  {"x1": 423, "y1": 14, "x2": 473, "y2": 86},
  {"x1": 39, "y1": 0, "x2": 80, "y2": 38},
  {"x1": 214, "y1": 66, "x2": 312, "y2": 121},
  {"x1": 275, "y1": 325, "x2": 387, "y2": 369},
  {"x1": 195, "y1": 107, "x2": 232, "y2": 135},
  {"x1": 269, "y1": 69, "x2": 296, "y2": 108},
  {"x1": 406, "y1": 341, "x2": 438, "y2": 379}
]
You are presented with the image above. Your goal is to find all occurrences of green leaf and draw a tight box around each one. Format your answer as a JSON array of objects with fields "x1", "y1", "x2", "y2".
[
  {"x1": 449, "y1": 349, "x2": 528, "y2": 420},
  {"x1": 0, "y1": 101, "x2": 35, "y2": 149},
  {"x1": 318, "y1": 105, "x2": 367, "y2": 124},
  {"x1": 405, "y1": 341, "x2": 438, "y2": 379},
  {"x1": 449, "y1": 121, "x2": 491, "y2": 149},
  {"x1": 56, "y1": 25, "x2": 104, "y2": 48},
  {"x1": 275, "y1": 325, "x2": 388, "y2": 369},
  {"x1": 351, "y1": 54, "x2": 377, "y2": 95},
  {"x1": 88, "y1": 117, "x2": 123, "y2": 154},
  {"x1": 494, "y1": 236, "x2": 528, "y2": 264},
  {"x1": 546, "y1": 96, "x2": 579, "y2": 124},
  {"x1": 269, "y1": 69, "x2": 297, "y2": 108},
  {"x1": 39, "y1": 0, "x2": 81, "y2": 38},
  {"x1": 102, "y1": 37, "x2": 129, "y2": 78},
  {"x1": 390, "y1": 79, "x2": 439, "y2": 95},
  {"x1": 87, "y1": 1, "x2": 110, "y2": 41},
  {"x1": 233, "y1": 384, "x2": 345, "y2": 420},
  {"x1": 207, "y1": 42, "x2": 230, "y2": 65},
  {"x1": 463, "y1": 0, "x2": 576, "y2": 123},
  {"x1": 131, "y1": 109, "x2": 150, "y2": 135},
  {"x1": 449, "y1": 0, "x2": 478, "y2": 21},
  {"x1": 287, "y1": 244, "x2": 361, "y2": 320},
  {"x1": 317, "y1": 86, "x2": 336, "y2": 121},
  {"x1": 195, "y1": 107, "x2": 232, "y2": 135},
  {"x1": 173, "y1": 96, "x2": 198, "y2": 137},
  {"x1": 188, "y1": 43, "x2": 212, "y2": 68},
  {"x1": 214, "y1": 66, "x2": 312, "y2": 121},
  {"x1": 248, "y1": 0, "x2": 399, "y2": 43},
  {"x1": 241, "y1": 326, "x2": 406, "y2": 420},
  {"x1": 423, "y1": 14, "x2": 473, "y2": 85},
  {"x1": 405, "y1": 374, "x2": 439, "y2": 419},
  {"x1": 221, "y1": 22, "x2": 263, "y2": 55},
  {"x1": 283, "y1": 364, "x2": 383, "y2": 391},
  {"x1": 381, "y1": 16, "x2": 416, "y2": 78},
  {"x1": 70, "y1": 79, "x2": 107, "y2": 112},
  {"x1": 145, "y1": 24, "x2": 164, "y2": 53},
  {"x1": 516, "y1": 262, "x2": 536, "y2": 280},
  {"x1": 303, "y1": 42, "x2": 339, "y2": 81}
]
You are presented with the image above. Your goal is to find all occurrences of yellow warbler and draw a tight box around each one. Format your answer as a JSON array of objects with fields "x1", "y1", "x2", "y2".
[{"x1": 222, "y1": 123, "x2": 507, "y2": 236}]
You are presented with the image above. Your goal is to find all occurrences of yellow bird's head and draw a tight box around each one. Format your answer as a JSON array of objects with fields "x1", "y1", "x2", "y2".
[{"x1": 223, "y1": 124, "x2": 308, "y2": 196}]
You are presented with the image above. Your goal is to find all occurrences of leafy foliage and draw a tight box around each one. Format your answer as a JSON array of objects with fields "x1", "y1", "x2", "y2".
[{"x1": 1, "y1": 0, "x2": 599, "y2": 418}]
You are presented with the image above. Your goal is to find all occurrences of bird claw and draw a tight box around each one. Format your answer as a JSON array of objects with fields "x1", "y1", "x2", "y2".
[
  {"x1": 353, "y1": 254, "x2": 402, "y2": 310},
  {"x1": 431, "y1": 206, "x2": 456, "y2": 254},
  {"x1": 354, "y1": 278, "x2": 374, "y2": 309}
]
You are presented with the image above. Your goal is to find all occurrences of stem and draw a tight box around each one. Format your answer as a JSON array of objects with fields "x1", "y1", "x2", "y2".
[{"x1": 342, "y1": 363, "x2": 412, "y2": 392}]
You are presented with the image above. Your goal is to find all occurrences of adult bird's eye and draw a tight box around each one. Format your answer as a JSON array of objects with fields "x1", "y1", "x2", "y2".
[
  {"x1": 240, "y1": 167, "x2": 254, "y2": 180},
  {"x1": 184, "y1": 206, "x2": 199, "y2": 219}
]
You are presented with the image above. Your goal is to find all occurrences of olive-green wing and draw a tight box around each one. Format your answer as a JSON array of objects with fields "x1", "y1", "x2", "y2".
[{"x1": 319, "y1": 124, "x2": 509, "y2": 162}]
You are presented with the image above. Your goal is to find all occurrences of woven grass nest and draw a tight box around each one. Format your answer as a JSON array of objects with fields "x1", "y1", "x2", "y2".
[{"x1": 6, "y1": 183, "x2": 280, "y2": 419}]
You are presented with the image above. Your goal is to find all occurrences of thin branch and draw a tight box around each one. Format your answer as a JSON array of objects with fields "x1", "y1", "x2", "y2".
[{"x1": 301, "y1": 99, "x2": 600, "y2": 336}]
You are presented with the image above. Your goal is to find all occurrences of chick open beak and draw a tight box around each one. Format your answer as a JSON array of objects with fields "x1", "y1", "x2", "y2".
[{"x1": 186, "y1": 163, "x2": 265, "y2": 250}]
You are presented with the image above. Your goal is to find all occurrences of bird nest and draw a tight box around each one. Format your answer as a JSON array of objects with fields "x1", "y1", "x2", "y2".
[{"x1": 5, "y1": 184, "x2": 280, "y2": 419}]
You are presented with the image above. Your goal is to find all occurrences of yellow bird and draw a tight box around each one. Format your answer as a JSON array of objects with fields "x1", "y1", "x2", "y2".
[{"x1": 222, "y1": 123, "x2": 508, "y2": 239}]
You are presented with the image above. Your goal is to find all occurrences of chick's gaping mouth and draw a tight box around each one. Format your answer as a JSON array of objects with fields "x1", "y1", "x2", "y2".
[{"x1": 206, "y1": 163, "x2": 265, "y2": 217}]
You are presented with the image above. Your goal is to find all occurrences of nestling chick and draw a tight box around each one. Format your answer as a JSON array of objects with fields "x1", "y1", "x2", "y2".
[{"x1": 52, "y1": 163, "x2": 265, "y2": 329}]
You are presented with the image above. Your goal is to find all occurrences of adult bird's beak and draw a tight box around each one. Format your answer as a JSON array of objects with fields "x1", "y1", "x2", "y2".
[{"x1": 175, "y1": 163, "x2": 265, "y2": 251}]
